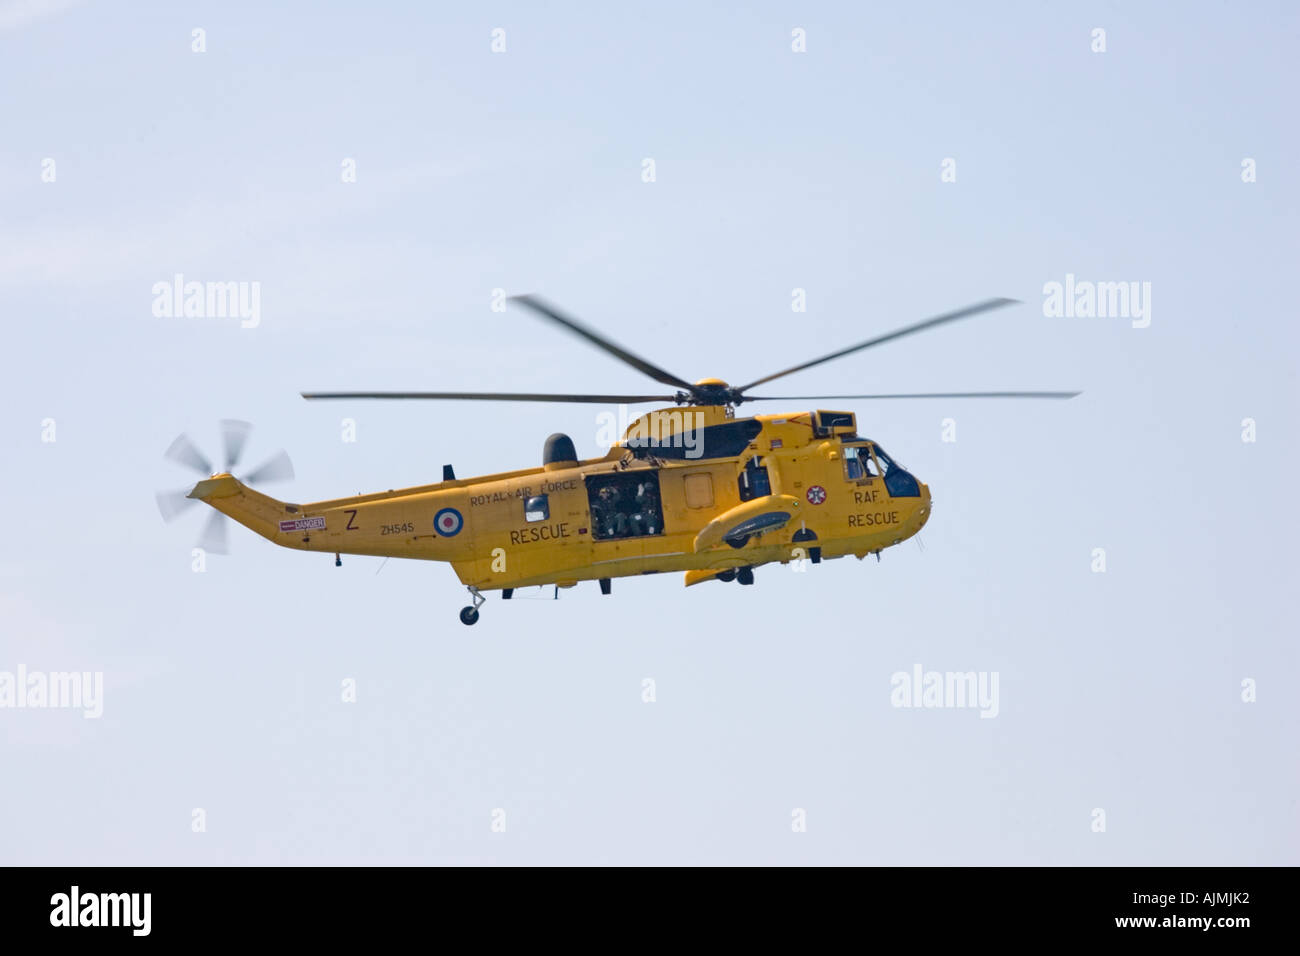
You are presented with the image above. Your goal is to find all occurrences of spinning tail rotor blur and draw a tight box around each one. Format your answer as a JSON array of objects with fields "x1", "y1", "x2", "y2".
[{"x1": 154, "y1": 420, "x2": 293, "y2": 554}]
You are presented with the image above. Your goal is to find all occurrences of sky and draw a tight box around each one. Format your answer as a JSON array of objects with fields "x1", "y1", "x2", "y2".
[{"x1": 1, "y1": 0, "x2": 1297, "y2": 865}]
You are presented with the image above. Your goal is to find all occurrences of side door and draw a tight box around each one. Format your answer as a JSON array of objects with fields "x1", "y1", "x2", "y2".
[
  {"x1": 839, "y1": 443, "x2": 887, "y2": 526},
  {"x1": 584, "y1": 469, "x2": 661, "y2": 568}
]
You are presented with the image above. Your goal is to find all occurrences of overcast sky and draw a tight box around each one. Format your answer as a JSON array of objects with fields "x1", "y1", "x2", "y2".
[{"x1": 2, "y1": 0, "x2": 1296, "y2": 864}]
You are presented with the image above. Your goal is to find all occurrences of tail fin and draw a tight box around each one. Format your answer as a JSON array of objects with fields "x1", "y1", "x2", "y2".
[{"x1": 188, "y1": 473, "x2": 293, "y2": 545}]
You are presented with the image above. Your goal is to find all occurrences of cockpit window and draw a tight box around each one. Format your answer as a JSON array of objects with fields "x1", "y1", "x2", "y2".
[
  {"x1": 871, "y1": 444, "x2": 898, "y2": 473},
  {"x1": 738, "y1": 456, "x2": 772, "y2": 501},
  {"x1": 871, "y1": 444, "x2": 922, "y2": 497},
  {"x1": 843, "y1": 445, "x2": 880, "y2": 481}
]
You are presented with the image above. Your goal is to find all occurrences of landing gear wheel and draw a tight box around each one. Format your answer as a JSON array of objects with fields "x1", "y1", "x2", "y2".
[
  {"x1": 737, "y1": 567, "x2": 755, "y2": 586},
  {"x1": 716, "y1": 569, "x2": 738, "y2": 583},
  {"x1": 460, "y1": 585, "x2": 486, "y2": 625},
  {"x1": 726, "y1": 534, "x2": 750, "y2": 549}
]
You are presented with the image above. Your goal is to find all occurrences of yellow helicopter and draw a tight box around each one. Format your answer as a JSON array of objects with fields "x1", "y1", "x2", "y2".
[{"x1": 157, "y1": 295, "x2": 1078, "y2": 624}]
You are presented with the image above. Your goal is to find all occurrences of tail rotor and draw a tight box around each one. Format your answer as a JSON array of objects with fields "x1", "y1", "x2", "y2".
[{"x1": 155, "y1": 420, "x2": 294, "y2": 554}]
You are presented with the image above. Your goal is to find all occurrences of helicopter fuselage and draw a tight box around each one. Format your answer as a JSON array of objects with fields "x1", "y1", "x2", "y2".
[{"x1": 189, "y1": 406, "x2": 931, "y2": 591}]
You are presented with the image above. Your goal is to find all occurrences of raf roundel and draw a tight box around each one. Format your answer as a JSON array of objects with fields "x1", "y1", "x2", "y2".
[
  {"x1": 434, "y1": 507, "x2": 464, "y2": 537},
  {"x1": 806, "y1": 485, "x2": 827, "y2": 506}
]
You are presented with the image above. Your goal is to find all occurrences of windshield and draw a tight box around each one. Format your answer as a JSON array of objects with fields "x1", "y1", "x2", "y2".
[
  {"x1": 870, "y1": 444, "x2": 899, "y2": 473},
  {"x1": 870, "y1": 443, "x2": 922, "y2": 497}
]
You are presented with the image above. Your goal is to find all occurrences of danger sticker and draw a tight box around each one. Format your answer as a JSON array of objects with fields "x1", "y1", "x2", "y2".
[{"x1": 279, "y1": 516, "x2": 326, "y2": 533}]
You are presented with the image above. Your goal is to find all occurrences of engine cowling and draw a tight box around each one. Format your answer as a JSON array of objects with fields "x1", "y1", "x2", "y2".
[{"x1": 543, "y1": 433, "x2": 578, "y2": 470}]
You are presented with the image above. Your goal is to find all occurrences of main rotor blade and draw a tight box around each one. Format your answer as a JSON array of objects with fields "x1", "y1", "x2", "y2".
[
  {"x1": 220, "y1": 419, "x2": 252, "y2": 471},
  {"x1": 155, "y1": 488, "x2": 199, "y2": 523},
  {"x1": 163, "y1": 433, "x2": 213, "y2": 476},
  {"x1": 508, "y1": 294, "x2": 695, "y2": 391},
  {"x1": 736, "y1": 298, "x2": 1020, "y2": 393},
  {"x1": 745, "y1": 390, "x2": 1081, "y2": 401},
  {"x1": 301, "y1": 391, "x2": 677, "y2": 404},
  {"x1": 198, "y1": 510, "x2": 229, "y2": 555},
  {"x1": 244, "y1": 450, "x2": 294, "y2": 484}
]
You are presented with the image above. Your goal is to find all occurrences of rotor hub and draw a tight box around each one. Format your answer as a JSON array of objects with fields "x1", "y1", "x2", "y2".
[{"x1": 679, "y1": 378, "x2": 739, "y2": 406}]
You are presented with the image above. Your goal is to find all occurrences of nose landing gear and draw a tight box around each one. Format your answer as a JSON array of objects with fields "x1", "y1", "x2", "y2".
[{"x1": 460, "y1": 586, "x2": 486, "y2": 626}]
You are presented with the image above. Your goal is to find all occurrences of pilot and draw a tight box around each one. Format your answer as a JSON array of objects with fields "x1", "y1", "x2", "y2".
[{"x1": 846, "y1": 451, "x2": 864, "y2": 480}]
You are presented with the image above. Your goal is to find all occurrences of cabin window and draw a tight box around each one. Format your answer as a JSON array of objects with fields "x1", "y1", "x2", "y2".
[
  {"x1": 683, "y1": 473, "x2": 714, "y2": 509},
  {"x1": 586, "y1": 473, "x2": 664, "y2": 539},
  {"x1": 843, "y1": 445, "x2": 880, "y2": 481},
  {"x1": 738, "y1": 457, "x2": 771, "y2": 501},
  {"x1": 524, "y1": 495, "x2": 549, "y2": 522}
]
